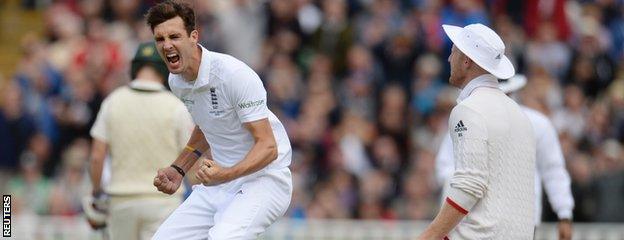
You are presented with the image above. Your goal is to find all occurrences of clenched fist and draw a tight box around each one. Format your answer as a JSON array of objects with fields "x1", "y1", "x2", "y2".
[
  {"x1": 196, "y1": 158, "x2": 232, "y2": 186},
  {"x1": 153, "y1": 167, "x2": 183, "y2": 194}
]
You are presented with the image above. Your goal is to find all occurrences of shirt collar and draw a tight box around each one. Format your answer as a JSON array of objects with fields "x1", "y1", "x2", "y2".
[
  {"x1": 456, "y1": 74, "x2": 499, "y2": 103},
  {"x1": 129, "y1": 80, "x2": 165, "y2": 91},
  {"x1": 169, "y1": 44, "x2": 211, "y2": 89},
  {"x1": 194, "y1": 44, "x2": 211, "y2": 87}
]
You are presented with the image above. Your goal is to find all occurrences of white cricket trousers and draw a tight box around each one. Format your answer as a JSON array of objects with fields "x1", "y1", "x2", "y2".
[
  {"x1": 108, "y1": 196, "x2": 181, "y2": 240},
  {"x1": 152, "y1": 167, "x2": 292, "y2": 240}
]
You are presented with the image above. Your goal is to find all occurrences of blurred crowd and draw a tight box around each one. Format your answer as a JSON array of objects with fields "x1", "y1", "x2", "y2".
[{"x1": 1, "y1": 0, "x2": 624, "y2": 223}]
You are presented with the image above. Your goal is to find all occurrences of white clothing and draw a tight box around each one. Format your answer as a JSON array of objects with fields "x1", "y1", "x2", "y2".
[
  {"x1": 552, "y1": 108, "x2": 586, "y2": 140},
  {"x1": 90, "y1": 80, "x2": 192, "y2": 240},
  {"x1": 169, "y1": 45, "x2": 291, "y2": 170},
  {"x1": 91, "y1": 81, "x2": 192, "y2": 150},
  {"x1": 436, "y1": 106, "x2": 574, "y2": 223},
  {"x1": 108, "y1": 197, "x2": 179, "y2": 240},
  {"x1": 445, "y1": 74, "x2": 536, "y2": 240},
  {"x1": 162, "y1": 45, "x2": 293, "y2": 239},
  {"x1": 152, "y1": 168, "x2": 292, "y2": 240},
  {"x1": 90, "y1": 80, "x2": 192, "y2": 196}
]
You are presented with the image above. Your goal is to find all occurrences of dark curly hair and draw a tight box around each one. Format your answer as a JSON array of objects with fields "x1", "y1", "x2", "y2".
[{"x1": 145, "y1": 0, "x2": 196, "y2": 36}]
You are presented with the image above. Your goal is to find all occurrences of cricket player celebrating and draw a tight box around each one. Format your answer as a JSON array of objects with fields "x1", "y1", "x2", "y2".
[
  {"x1": 436, "y1": 75, "x2": 575, "y2": 240},
  {"x1": 418, "y1": 24, "x2": 536, "y2": 239},
  {"x1": 146, "y1": 1, "x2": 292, "y2": 239}
]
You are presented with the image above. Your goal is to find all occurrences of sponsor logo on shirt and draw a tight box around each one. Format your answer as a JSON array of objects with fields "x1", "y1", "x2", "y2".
[
  {"x1": 238, "y1": 99, "x2": 265, "y2": 109},
  {"x1": 454, "y1": 120, "x2": 467, "y2": 137}
]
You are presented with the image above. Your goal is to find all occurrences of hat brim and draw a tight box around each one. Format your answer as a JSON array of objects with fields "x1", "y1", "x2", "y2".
[
  {"x1": 443, "y1": 24, "x2": 515, "y2": 79},
  {"x1": 499, "y1": 74, "x2": 527, "y2": 93}
]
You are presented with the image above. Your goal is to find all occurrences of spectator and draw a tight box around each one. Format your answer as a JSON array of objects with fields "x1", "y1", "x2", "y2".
[
  {"x1": 0, "y1": 80, "x2": 35, "y2": 172},
  {"x1": 593, "y1": 139, "x2": 624, "y2": 222},
  {"x1": 6, "y1": 133, "x2": 54, "y2": 215}
]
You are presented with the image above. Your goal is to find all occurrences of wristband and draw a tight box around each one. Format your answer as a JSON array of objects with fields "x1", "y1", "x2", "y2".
[
  {"x1": 185, "y1": 145, "x2": 203, "y2": 158},
  {"x1": 170, "y1": 164, "x2": 185, "y2": 177}
]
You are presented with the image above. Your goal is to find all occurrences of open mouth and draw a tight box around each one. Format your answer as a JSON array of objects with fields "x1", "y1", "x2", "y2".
[{"x1": 166, "y1": 53, "x2": 180, "y2": 64}]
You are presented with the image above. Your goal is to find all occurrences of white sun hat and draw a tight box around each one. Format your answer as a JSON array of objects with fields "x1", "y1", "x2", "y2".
[
  {"x1": 498, "y1": 74, "x2": 527, "y2": 93},
  {"x1": 442, "y1": 23, "x2": 515, "y2": 79}
]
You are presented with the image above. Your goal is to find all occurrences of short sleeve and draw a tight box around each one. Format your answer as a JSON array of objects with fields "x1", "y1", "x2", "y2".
[
  {"x1": 90, "y1": 98, "x2": 111, "y2": 142},
  {"x1": 227, "y1": 67, "x2": 269, "y2": 123}
]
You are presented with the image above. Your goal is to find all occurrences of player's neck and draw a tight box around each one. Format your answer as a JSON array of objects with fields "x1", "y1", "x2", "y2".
[
  {"x1": 182, "y1": 45, "x2": 202, "y2": 81},
  {"x1": 460, "y1": 69, "x2": 489, "y2": 88},
  {"x1": 136, "y1": 67, "x2": 164, "y2": 84}
]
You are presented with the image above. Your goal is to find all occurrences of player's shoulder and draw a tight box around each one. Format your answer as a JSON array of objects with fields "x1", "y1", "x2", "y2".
[
  {"x1": 463, "y1": 88, "x2": 508, "y2": 107},
  {"x1": 208, "y1": 51, "x2": 260, "y2": 88},
  {"x1": 167, "y1": 73, "x2": 185, "y2": 92},
  {"x1": 105, "y1": 85, "x2": 132, "y2": 100},
  {"x1": 450, "y1": 101, "x2": 482, "y2": 122},
  {"x1": 159, "y1": 88, "x2": 183, "y2": 101},
  {"x1": 520, "y1": 106, "x2": 547, "y2": 119},
  {"x1": 520, "y1": 105, "x2": 553, "y2": 130},
  {"x1": 208, "y1": 51, "x2": 250, "y2": 74}
]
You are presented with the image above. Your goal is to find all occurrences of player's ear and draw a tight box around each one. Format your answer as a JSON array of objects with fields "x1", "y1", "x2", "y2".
[
  {"x1": 190, "y1": 29, "x2": 199, "y2": 44},
  {"x1": 460, "y1": 53, "x2": 470, "y2": 69}
]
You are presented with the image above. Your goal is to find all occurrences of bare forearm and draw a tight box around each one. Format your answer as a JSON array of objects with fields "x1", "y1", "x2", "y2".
[
  {"x1": 174, "y1": 126, "x2": 209, "y2": 172},
  {"x1": 227, "y1": 139, "x2": 277, "y2": 180},
  {"x1": 419, "y1": 202, "x2": 466, "y2": 239},
  {"x1": 187, "y1": 148, "x2": 212, "y2": 185},
  {"x1": 89, "y1": 139, "x2": 107, "y2": 194}
]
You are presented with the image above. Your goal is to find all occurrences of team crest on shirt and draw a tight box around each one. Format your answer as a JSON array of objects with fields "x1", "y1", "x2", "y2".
[
  {"x1": 454, "y1": 120, "x2": 467, "y2": 137},
  {"x1": 208, "y1": 87, "x2": 225, "y2": 116},
  {"x1": 210, "y1": 87, "x2": 218, "y2": 109}
]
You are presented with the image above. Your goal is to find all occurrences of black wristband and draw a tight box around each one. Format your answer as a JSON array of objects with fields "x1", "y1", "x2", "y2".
[{"x1": 170, "y1": 164, "x2": 185, "y2": 177}]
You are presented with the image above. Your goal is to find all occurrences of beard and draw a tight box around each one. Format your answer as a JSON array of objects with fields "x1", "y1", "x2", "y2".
[{"x1": 448, "y1": 70, "x2": 463, "y2": 88}]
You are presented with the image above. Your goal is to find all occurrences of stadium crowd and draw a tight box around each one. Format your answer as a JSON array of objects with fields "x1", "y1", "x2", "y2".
[{"x1": 1, "y1": 0, "x2": 624, "y2": 223}]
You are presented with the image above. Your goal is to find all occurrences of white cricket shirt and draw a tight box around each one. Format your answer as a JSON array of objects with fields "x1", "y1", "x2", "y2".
[
  {"x1": 168, "y1": 45, "x2": 291, "y2": 170},
  {"x1": 90, "y1": 81, "x2": 193, "y2": 196},
  {"x1": 444, "y1": 74, "x2": 536, "y2": 240},
  {"x1": 436, "y1": 106, "x2": 575, "y2": 224}
]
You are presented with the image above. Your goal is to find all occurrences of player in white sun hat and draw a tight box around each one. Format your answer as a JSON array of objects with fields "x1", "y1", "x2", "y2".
[
  {"x1": 418, "y1": 24, "x2": 536, "y2": 240},
  {"x1": 435, "y1": 74, "x2": 574, "y2": 240}
]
